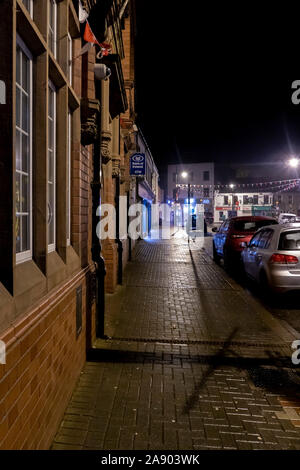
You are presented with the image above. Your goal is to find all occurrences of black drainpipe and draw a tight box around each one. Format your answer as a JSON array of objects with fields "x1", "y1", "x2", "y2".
[
  {"x1": 91, "y1": 115, "x2": 107, "y2": 339},
  {"x1": 115, "y1": 176, "x2": 123, "y2": 284}
]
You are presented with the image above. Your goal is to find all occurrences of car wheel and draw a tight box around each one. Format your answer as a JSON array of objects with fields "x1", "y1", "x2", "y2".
[{"x1": 213, "y1": 242, "x2": 220, "y2": 264}]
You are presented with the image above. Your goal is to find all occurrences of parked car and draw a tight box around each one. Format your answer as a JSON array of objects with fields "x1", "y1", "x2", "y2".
[
  {"x1": 241, "y1": 223, "x2": 300, "y2": 293},
  {"x1": 278, "y1": 213, "x2": 297, "y2": 224},
  {"x1": 212, "y1": 216, "x2": 278, "y2": 269}
]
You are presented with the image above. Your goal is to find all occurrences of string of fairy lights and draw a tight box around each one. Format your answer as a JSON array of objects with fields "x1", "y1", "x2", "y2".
[{"x1": 176, "y1": 178, "x2": 300, "y2": 193}]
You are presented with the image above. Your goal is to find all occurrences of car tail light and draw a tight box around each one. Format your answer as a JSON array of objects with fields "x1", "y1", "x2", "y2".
[
  {"x1": 269, "y1": 253, "x2": 298, "y2": 264},
  {"x1": 231, "y1": 234, "x2": 245, "y2": 239}
]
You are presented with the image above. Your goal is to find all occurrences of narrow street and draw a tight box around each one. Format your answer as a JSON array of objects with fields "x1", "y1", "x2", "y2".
[{"x1": 52, "y1": 230, "x2": 300, "y2": 450}]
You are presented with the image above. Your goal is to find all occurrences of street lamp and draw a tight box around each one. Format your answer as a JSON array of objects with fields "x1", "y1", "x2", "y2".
[
  {"x1": 229, "y1": 184, "x2": 235, "y2": 215},
  {"x1": 289, "y1": 157, "x2": 299, "y2": 168},
  {"x1": 181, "y1": 171, "x2": 191, "y2": 207},
  {"x1": 181, "y1": 171, "x2": 191, "y2": 240}
]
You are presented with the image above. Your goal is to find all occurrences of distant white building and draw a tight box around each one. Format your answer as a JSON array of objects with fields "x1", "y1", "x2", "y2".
[
  {"x1": 214, "y1": 191, "x2": 274, "y2": 222},
  {"x1": 167, "y1": 163, "x2": 214, "y2": 214}
]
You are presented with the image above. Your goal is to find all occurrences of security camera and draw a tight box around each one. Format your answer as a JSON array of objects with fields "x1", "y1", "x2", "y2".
[{"x1": 94, "y1": 64, "x2": 111, "y2": 80}]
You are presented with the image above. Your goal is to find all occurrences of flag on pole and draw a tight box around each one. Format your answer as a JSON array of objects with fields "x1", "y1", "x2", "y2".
[
  {"x1": 83, "y1": 21, "x2": 101, "y2": 45},
  {"x1": 83, "y1": 21, "x2": 112, "y2": 59}
]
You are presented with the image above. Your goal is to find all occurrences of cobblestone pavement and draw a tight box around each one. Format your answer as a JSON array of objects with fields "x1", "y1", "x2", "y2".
[{"x1": 52, "y1": 231, "x2": 300, "y2": 450}]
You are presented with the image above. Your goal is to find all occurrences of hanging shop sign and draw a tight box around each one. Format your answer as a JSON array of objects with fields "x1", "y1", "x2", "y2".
[{"x1": 130, "y1": 153, "x2": 146, "y2": 176}]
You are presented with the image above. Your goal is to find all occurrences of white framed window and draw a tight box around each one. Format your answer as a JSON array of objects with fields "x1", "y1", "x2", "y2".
[
  {"x1": 67, "y1": 32, "x2": 72, "y2": 85},
  {"x1": 67, "y1": 110, "x2": 71, "y2": 246},
  {"x1": 22, "y1": 0, "x2": 33, "y2": 17},
  {"x1": 48, "y1": 81, "x2": 56, "y2": 253},
  {"x1": 48, "y1": 0, "x2": 57, "y2": 58},
  {"x1": 16, "y1": 35, "x2": 33, "y2": 264}
]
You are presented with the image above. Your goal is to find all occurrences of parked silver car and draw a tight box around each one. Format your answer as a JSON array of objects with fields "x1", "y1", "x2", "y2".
[
  {"x1": 278, "y1": 213, "x2": 297, "y2": 224},
  {"x1": 241, "y1": 223, "x2": 300, "y2": 293}
]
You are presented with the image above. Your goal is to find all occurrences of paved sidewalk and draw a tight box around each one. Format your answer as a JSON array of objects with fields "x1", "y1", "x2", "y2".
[{"x1": 52, "y1": 232, "x2": 300, "y2": 450}]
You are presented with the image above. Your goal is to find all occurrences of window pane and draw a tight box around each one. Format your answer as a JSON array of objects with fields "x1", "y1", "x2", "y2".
[
  {"x1": 48, "y1": 187, "x2": 54, "y2": 245},
  {"x1": 48, "y1": 118, "x2": 53, "y2": 150},
  {"x1": 22, "y1": 52, "x2": 29, "y2": 92},
  {"x1": 16, "y1": 41, "x2": 32, "y2": 260},
  {"x1": 49, "y1": 182, "x2": 54, "y2": 211},
  {"x1": 22, "y1": 92, "x2": 29, "y2": 132},
  {"x1": 234, "y1": 219, "x2": 277, "y2": 232},
  {"x1": 16, "y1": 173, "x2": 21, "y2": 213},
  {"x1": 49, "y1": 0, "x2": 57, "y2": 56},
  {"x1": 48, "y1": 83, "x2": 56, "y2": 250},
  {"x1": 48, "y1": 88, "x2": 54, "y2": 118},
  {"x1": 22, "y1": 133, "x2": 29, "y2": 172},
  {"x1": 67, "y1": 112, "x2": 71, "y2": 243},
  {"x1": 16, "y1": 130, "x2": 21, "y2": 170},
  {"x1": 22, "y1": 174, "x2": 29, "y2": 212},
  {"x1": 21, "y1": 215, "x2": 29, "y2": 251},
  {"x1": 279, "y1": 231, "x2": 300, "y2": 250},
  {"x1": 48, "y1": 150, "x2": 54, "y2": 182},
  {"x1": 49, "y1": 29, "x2": 53, "y2": 51},
  {"x1": 49, "y1": 0, "x2": 54, "y2": 28},
  {"x1": 16, "y1": 48, "x2": 21, "y2": 85},
  {"x1": 68, "y1": 33, "x2": 72, "y2": 83},
  {"x1": 16, "y1": 215, "x2": 21, "y2": 253},
  {"x1": 16, "y1": 87, "x2": 20, "y2": 127},
  {"x1": 22, "y1": 0, "x2": 31, "y2": 12}
]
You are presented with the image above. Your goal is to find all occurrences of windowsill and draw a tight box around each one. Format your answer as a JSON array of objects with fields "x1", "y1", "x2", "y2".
[
  {"x1": 16, "y1": 250, "x2": 32, "y2": 265},
  {"x1": 66, "y1": 245, "x2": 80, "y2": 277},
  {"x1": 0, "y1": 283, "x2": 14, "y2": 333},
  {"x1": 0, "y1": 246, "x2": 83, "y2": 335},
  {"x1": 14, "y1": 259, "x2": 47, "y2": 317},
  {"x1": 47, "y1": 251, "x2": 67, "y2": 292}
]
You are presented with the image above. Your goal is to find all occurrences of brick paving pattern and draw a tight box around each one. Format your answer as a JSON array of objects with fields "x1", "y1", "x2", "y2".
[{"x1": 52, "y1": 232, "x2": 300, "y2": 450}]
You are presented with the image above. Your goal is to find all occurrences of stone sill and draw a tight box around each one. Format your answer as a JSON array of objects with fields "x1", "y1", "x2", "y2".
[{"x1": 0, "y1": 247, "x2": 83, "y2": 338}]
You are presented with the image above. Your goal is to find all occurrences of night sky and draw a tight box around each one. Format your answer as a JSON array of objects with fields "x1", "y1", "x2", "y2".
[{"x1": 134, "y1": 2, "x2": 300, "y2": 178}]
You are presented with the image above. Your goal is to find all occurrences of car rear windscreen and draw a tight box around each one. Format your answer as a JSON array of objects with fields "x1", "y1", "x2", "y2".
[
  {"x1": 278, "y1": 231, "x2": 300, "y2": 250},
  {"x1": 233, "y1": 220, "x2": 277, "y2": 232}
]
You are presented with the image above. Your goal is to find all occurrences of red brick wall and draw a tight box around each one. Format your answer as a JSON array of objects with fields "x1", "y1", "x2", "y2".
[
  {"x1": 0, "y1": 271, "x2": 90, "y2": 449},
  {"x1": 101, "y1": 167, "x2": 119, "y2": 293},
  {"x1": 0, "y1": 31, "x2": 98, "y2": 451},
  {"x1": 74, "y1": 144, "x2": 92, "y2": 267}
]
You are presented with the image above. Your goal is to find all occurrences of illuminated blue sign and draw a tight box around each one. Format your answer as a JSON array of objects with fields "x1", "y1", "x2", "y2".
[{"x1": 130, "y1": 153, "x2": 146, "y2": 176}]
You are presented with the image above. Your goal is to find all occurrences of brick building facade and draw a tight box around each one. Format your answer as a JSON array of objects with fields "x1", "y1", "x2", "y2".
[
  {"x1": 100, "y1": 0, "x2": 138, "y2": 293},
  {"x1": 0, "y1": 0, "x2": 141, "y2": 450}
]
